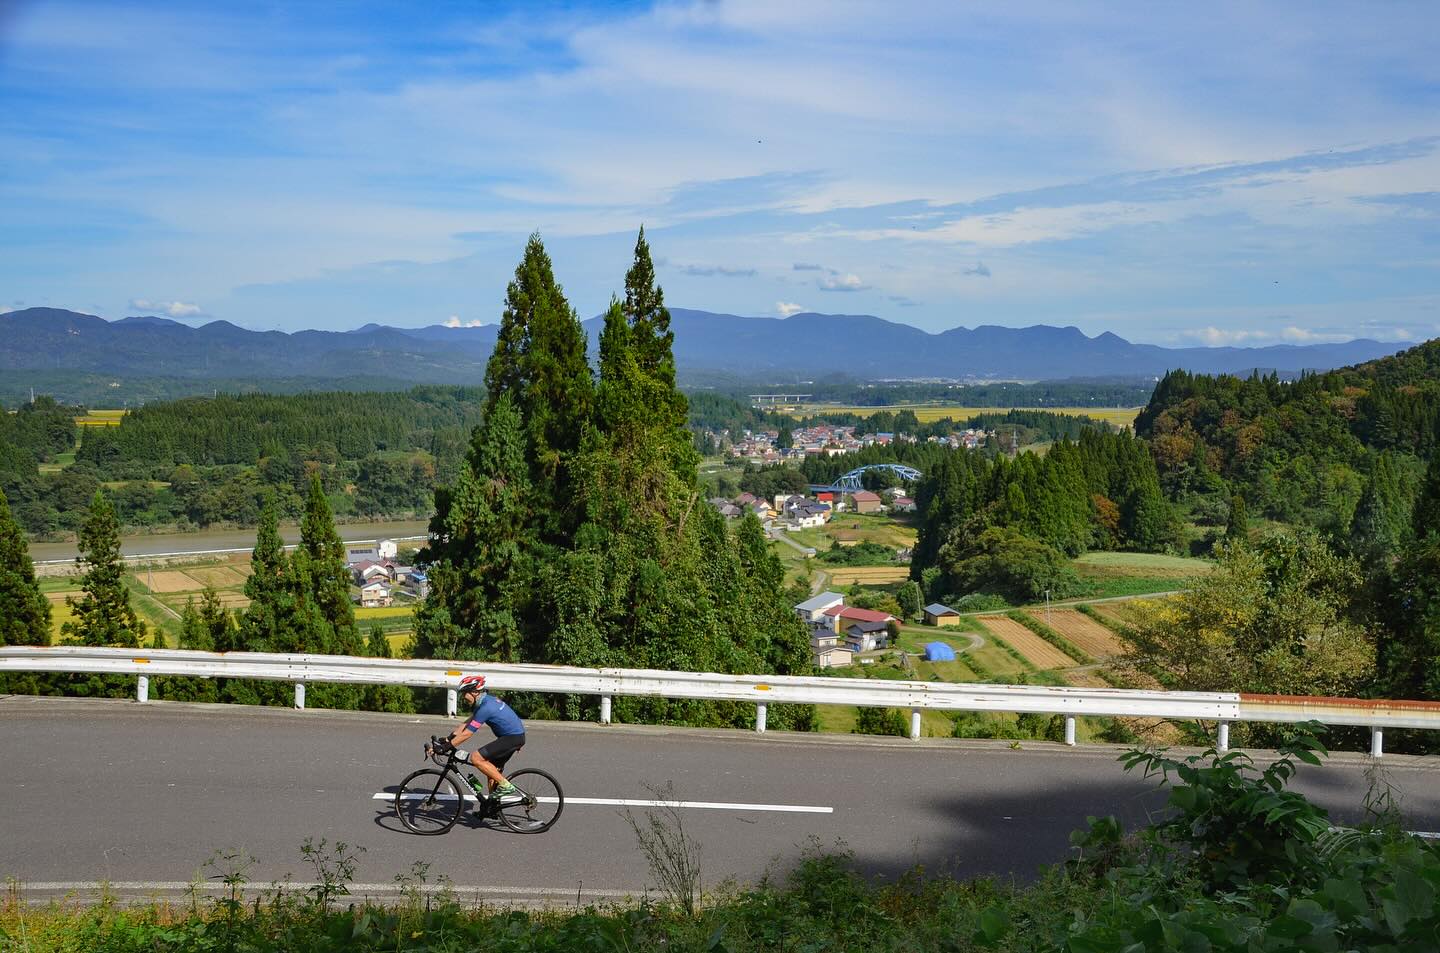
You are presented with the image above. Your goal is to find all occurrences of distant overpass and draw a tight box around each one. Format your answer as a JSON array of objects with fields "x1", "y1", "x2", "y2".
[{"x1": 749, "y1": 394, "x2": 811, "y2": 407}]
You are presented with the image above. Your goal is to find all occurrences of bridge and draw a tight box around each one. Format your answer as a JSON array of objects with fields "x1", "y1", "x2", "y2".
[{"x1": 826, "y1": 462, "x2": 923, "y2": 491}]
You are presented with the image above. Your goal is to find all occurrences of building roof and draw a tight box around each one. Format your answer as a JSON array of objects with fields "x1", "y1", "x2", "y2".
[
  {"x1": 846, "y1": 620, "x2": 890, "y2": 634},
  {"x1": 851, "y1": 490, "x2": 881, "y2": 502},
  {"x1": 794, "y1": 591, "x2": 846, "y2": 613},
  {"x1": 823, "y1": 605, "x2": 896, "y2": 624},
  {"x1": 925, "y1": 603, "x2": 959, "y2": 615}
]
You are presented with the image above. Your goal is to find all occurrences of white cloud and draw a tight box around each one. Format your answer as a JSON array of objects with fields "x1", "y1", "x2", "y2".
[
  {"x1": 130, "y1": 298, "x2": 205, "y2": 318},
  {"x1": 776, "y1": 301, "x2": 805, "y2": 316},
  {"x1": 818, "y1": 273, "x2": 869, "y2": 292},
  {"x1": 443, "y1": 315, "x2": 485, "y2": 327},
  {"x1": 1180, "y1": 326, "x2": 1272, "y2": 346}
]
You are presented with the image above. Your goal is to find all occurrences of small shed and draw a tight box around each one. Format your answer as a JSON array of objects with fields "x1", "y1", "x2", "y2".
[
  {"x1": 923, "y1": 642, "x2": 956, "y2": 662},
  {"x1": 924, "y1": 602, "x2": 961, "y2": 626}
]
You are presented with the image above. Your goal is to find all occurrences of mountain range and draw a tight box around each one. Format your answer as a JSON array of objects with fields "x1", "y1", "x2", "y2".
[{"x1": 0, "y1": 306, "x2": 1410, "y2": 386}]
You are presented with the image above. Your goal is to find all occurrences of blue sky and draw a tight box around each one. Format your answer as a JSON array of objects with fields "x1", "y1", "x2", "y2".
[{"x1": 2, "y1": 0, "x2": 1438, "y2": 346}]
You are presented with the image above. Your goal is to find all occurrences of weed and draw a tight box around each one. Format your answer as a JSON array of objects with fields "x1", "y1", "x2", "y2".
[{"x1": 621, "y1": 781, "x2": 704, "y2": 916}]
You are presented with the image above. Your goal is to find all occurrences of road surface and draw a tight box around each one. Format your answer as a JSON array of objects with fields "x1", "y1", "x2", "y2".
[{"x1": 3, "y1": 696, "x2": 1438, "y2": 906}]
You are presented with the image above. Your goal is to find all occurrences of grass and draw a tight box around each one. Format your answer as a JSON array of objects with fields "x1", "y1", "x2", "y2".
[
  {"x1": 786, "y1": 403, "x2": 1143, "y2": 428},
  {"x1": 1073, "y1": 551, "x2": 1212, "y2": 574}
]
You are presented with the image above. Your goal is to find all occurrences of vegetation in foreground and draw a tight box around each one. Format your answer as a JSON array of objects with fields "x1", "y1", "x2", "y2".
[{"x1": 7, "y1": 729, "x2": 1439, "y2": 952}]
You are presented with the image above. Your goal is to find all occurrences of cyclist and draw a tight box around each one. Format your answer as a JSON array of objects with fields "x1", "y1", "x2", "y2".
[{"x1": 432, "y1": 674, "x2": 524, "y2": 802}]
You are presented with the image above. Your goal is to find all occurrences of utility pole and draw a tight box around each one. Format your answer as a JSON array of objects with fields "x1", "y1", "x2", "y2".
[{"x1": 1044, "y1": 588, "x2": 1051, "y2": 630}]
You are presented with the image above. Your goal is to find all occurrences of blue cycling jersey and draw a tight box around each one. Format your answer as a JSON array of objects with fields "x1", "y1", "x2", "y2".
[{"x1": 466, "y1": 692, "x2": 525, "y2": 738}]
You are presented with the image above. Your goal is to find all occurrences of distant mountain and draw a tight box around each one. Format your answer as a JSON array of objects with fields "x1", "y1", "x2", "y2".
[{"x1": 0, "y1": 307, "x2": 1409, "y2": 388}]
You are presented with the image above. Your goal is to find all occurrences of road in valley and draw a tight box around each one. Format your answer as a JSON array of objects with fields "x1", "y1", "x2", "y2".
[
  {"x1": 4, "y1": 696, "x2": 1440, "y2": 906},
  {"x1": 28, "y1": 520, "x2": 432, "y2": 566}
]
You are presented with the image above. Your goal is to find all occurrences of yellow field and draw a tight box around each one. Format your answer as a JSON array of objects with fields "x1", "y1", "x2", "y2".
[
  {"x1": 788, "y1": 404, "x2": 1141, "y2": 428},
  {"x1": 356, "y1": 606, "x2": 414, "y2": 620},
  {"x1": 74, "y1": 409, "x2": 126, "y2": 427},
  {"x1": 186, "y1": 566, "x2": 247, "y2": 588},
  {"x1": 141, "y1": 570, "x2": 206, "y2": 593},
  {"x1": 826, "y1": 566, "x2": 910, "y2": 585},
  {"x1": 977, "y1": 615, "x2": 1078, "y2": 669}
]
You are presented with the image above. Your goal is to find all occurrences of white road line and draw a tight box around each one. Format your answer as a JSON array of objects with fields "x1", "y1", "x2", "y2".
[
  {"x1": 14, "y1": 881, "x2": 636, "y2": 898},
  {"x1": 375, "y1": 793, "x2": 833, "y2": 814}
]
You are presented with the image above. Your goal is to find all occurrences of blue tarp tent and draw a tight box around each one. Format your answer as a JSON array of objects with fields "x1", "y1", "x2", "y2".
[{"x1": 923, "y1": 642, "x2": 956, "y2": 661}]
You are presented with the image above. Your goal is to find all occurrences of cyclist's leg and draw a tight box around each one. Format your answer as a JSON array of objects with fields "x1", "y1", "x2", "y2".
[{"x1": 472, "y1": 735, "x2": 525, "y2": 788}]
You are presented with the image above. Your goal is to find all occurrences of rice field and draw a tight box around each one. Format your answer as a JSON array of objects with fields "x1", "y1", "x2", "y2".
[
  {"x1": 976, "y1": 615, "x2": 1078, "y2": 670},
  {"x1": 787, "y1": 404, "x2": 1142, "y2": 428},
  {"x1": 1029, "y1": 609, "x2": 1127, "y2": 657},
  {"x1": 74, "y1": 409, "x2": 126, "y2": 427},
  {"x1": 826, "y1": 566, "x2": 910, "y2": 585}
]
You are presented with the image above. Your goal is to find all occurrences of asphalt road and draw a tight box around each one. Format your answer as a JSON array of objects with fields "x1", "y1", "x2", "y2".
[
  {"x1": 28, "y1": 520, "x2": 432, "y2": 565},
  {"x1": 4, "y1": 695, "x2": 1440, "y2": 906}
]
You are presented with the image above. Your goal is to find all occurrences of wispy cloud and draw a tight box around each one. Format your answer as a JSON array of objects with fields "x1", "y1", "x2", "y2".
[
  {"x1": 130, "y1": 298, "x2": 206, "y2": 318},
  {"x1": 963, "y1": 261, "x2": 991, "y2": 277},
  {"x1": 443, "y1": 315, "x2": 485, "y2": 328},
  {"x1": 792, "y1": 262, "x2": 824, "y2": 271},
  {"x1": 818, "y1": 273, "x2": 869, "y2": 292},
  {"x1": 776, "y1": 301, "x2": 805, "y2": 316},
  {"x1": 678, "y1": 264, "x2": 756, "y2": 278}
]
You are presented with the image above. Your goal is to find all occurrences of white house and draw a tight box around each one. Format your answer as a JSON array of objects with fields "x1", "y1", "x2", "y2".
[
  {"x1": 359, "y1": 579, "x2": 392, "y2": 608},
  {"x1": 793, "y1": 591, "x2": 845, "y2": 623}
]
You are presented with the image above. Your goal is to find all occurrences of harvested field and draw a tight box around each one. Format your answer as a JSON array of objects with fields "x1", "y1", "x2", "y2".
[
  {"x1": 976, "y1": 616, "x2": 1077, "y2": 669},
  {"x1": 187, "y1": 566, "x2": 246, "y2": 588},
  {"x1": 827, "y1": 566, "x2": 910, "y2": 585},
  {"x1": 141, "y1": 570, "x2": 205, "y2": 593},
  {"x1": 1030, "y1": 609, "x2": 1127, "y2": 657}
]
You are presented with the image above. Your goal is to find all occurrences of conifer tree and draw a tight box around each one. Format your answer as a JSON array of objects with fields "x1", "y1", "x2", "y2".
[
  {"x1": 0, "y1": 488, "x2": 50, "y2": 647},
  {"x1": 1351, "y1": 452, "x2": 1410, "y2": 561},
  {"x1": 622, "y1": 227, "x2": 692, "y2": 473},
  {"x1": 238, "y1": 495, "x2": 291, "y2": 653},
  {"x1": 63, "y1": 491, "x2": 145, "y2": 648},
  {"x1": 1413, "y1": 452, "x2": 1440, "y2": 541},
  {"x1": 1226, "y1": 494, "x2": 1249, "y2": 541},
  {"x1": 295, "y1": 475, "x2": 360, "y2": 655}
]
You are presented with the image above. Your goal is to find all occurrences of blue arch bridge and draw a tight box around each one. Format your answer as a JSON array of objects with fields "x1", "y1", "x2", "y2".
[{"x1": 809, "y1": 463, "x2": 923, "y2": 493}]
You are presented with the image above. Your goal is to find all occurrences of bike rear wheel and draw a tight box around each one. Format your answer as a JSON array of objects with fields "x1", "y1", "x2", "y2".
[
  {"x1": 496, "y1": 768, "x2": 564, "y2": 833},
  {"x1": 395, "y1": 768, "x2": 466, "y2": 835}
]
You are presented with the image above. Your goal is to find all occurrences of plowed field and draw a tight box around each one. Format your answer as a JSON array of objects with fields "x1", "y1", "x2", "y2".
[
  {"x1": 1028, "y1": 609, "x2": 1127, "y2": 657},
  {"x1": 976, "y1": 616, "x2": 1077, "y2": 669},
  {"x1": 142, "y1": 570, "x2": 205, "y2": 593}
]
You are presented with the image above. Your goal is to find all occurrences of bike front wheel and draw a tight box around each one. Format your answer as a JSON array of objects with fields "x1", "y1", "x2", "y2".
[
  {"x1": 496, "y1": 768, "x2": 564, "y2": 834},
  {"x1": 394, "y1": 768, "x2": 466, "y2": 835}
]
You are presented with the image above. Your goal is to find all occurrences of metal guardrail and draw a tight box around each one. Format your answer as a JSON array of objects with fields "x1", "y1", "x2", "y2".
[{"x1": 4, "y1": 646, "x2": 1439, "y2": 756}]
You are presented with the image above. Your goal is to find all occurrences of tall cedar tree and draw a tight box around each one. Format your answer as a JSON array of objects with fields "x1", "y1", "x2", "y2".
[
  {"x1": 294, "y1": 474, "x2": 361, "y2": 656},
  {"x1": 0, "y1": 488, "x2": 50, "y2": 646},
  {"x1": 1413, "y1": 451, "x2": 1440, "y2": 540},
  {"x1": 63, "y1": 491, "x2": 145, "y2": 648},
  {"x1": 414, "y1": 393, "x2": 535, "y2": 662},
  {"x1": 622, "y1": 227, "x2": 693, "y2": 475},
  {"x1": 238, "y1": 495, "x2": 292, "y2": 653},
  {"x1": 483, "y1": 233, "x2": 593, "y2": 540}
]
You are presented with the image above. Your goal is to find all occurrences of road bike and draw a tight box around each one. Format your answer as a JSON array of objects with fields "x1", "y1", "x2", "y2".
[{"x1": 394, "y1": 736, "x2": 564, "y2": 835}]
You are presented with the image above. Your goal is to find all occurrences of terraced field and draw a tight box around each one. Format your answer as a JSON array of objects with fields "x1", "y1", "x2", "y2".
[
  {"x1": 1029, "y1": 609, "x2": 1127, "y2": 657},
  {"x1": 976, "y1": 616, "x2": 1078, "y2": 669},
  {"x1": 787, "y1": 404, "x2": 1142, "y2": 428}
]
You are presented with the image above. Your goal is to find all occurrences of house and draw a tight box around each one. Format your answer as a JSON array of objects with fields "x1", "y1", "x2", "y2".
[
  {"x1": 359, "y1": 579, "x2": 392, "y2": 608},
  {"x1": 822, "y1": 604, "x2": 897, "y2": 633},
  {"x1": 815, "y1": 491, "x2": 835, "y2": 504},
  {"x1": 783, "y1": 498, "x2": 831, "y2": 528},
  {"x1": 845, "y1": 620, "x2": 891, "y2": 652},
  {"x1": 346, "y1": 538, "x2": 399, "y2": 566},
  {"x1": 892, "y1": 496, "x2": 916, "y2": 513},
  {"x1": 813, "y1": 644, "x2": 854, "y2": 668},
  {"x1": 408, "y1": 570, "x2": 429, "y2": 600},
  {"x1": 850, "y1": 490, "x2": 883, "y2": 514},
  {"x1": 924, "y1": 603, "x2": 962, "y2": 626},
  {"x1": 353, "y1": 560, "x2": 394, "y2": 584},
  {"x1": 794, "y1": 591, "x2": 845, "y2": 623}
]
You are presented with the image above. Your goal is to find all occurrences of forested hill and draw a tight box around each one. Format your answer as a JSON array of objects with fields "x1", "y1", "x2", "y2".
[{"x1": 1136, "y1": 336, "x2": 1440, "y2": 531}]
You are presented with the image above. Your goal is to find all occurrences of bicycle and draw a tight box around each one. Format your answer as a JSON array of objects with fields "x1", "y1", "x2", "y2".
[{"x1": 393, "y1": 736, "x2": 564, "y2": 835}]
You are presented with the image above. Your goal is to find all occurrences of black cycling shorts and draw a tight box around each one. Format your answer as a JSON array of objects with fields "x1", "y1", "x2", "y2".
[{"x1": 478, "y1": 732, "x2": 525, "y2": 771}]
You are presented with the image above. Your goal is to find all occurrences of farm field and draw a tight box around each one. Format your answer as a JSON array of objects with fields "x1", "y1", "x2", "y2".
[
  {"x1": 1028, "y1": 609, "x2": 1127, "y2": 657},
  {"x1": 975, "y1": 615, "x2": 1078, "y2": 670},
  {"x1": 822, "y1": 513, "x2": 918, "y2": 548},
  {"x1": 786, "y1": 404, "x2": 1142, "y2": 428},
  {"x1": 1072, "y1": 550, "x2": 1209, "y2": 598},
  {"x1": 74, "y1": 409, "x2": 126, "y2": 427},
  {"x1": 826, "y1": 566, "x2": 909, "y2": 585}
]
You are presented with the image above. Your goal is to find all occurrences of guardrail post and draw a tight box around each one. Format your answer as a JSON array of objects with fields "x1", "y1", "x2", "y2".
[
  {"x1": 136, "y1": 675, "x2": 149, "y2": 704},
  {"x1": 446, "y1": 689, "x2": 457, "y2": 717},
  {"x1": 1064, "y1": 715, "x2": 1076, "y2": 746},
  {"x1": 910, "y1": 709, "x2": 922, "y2": 740},
  {"x1": 294, "y1": 682, "x2": 305, "y2": 710},
  {"x1": 600, "y1": 695, "x2": 612, "y2": 724},
  {"x1": 755, "y1": 702, "x2": 767, "y2": 733},
  {"x1": 1217, "y1": 721, "x2": 1230, "y2": 752},
  {"x1": 1371, "y1": 726, "x2": 1384, "y2": 758}
]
